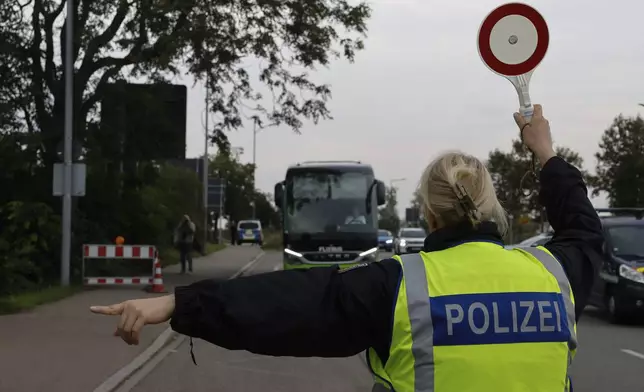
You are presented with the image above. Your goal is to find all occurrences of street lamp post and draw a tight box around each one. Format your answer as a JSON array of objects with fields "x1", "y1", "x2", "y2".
[
  {"x1": 251, "y1": 123, "x2": 273, "y2": 219},
  {"x1": 202, "y1": 76, "x2": 210, "y2": 247},
  {"x1": 252, "y1": 123, "x2": 257, "y2": 219},
  {"x1": 389, "y1": 178, "x2": 406, "y2": 189},
  {"x1": 61, "y1": 1, "x2": 75, "y2": 286}
]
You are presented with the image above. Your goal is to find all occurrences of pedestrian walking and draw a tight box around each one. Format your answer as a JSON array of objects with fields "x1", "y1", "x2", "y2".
[
  {"x1": 229, "y1": 219, "x2": 237, "y2": 246},
  {"x1": 173, "y1": 214, "x2": 196, "y2": 274},
  {"x1": 93, "y1": 105, "x2": 602, "y2": 391}
]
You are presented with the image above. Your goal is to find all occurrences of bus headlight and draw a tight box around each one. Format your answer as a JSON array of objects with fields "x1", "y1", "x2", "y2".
[
  {"x1": 359, "y1": 247, "x2": 378, "y2": 257},
  {"x1": 386, "y1": 239, "x2": 393, "y2": 244},
  {"x1": 359, "y1": 247, "x2": 378, "y2": 262},
  {"x1": 285, "y1": 248, "x2": 302, "y2": 258},
  {"x1": 284, "y1": 248, "x2": 303, "y2": 264}
]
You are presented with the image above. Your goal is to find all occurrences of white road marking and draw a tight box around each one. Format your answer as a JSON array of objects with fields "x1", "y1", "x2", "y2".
[
  {"x1": 229, "y1": 250, "x2": 266, "y2": 278},
  {"x1": 94, "y1": 250, "x2": 267, "y2": 392},
  {"x1": 621, "y1": 349, "x2": 644, "y2": 360},
  {"x1": 114, "y1": 335, "x2": 187, "y2": 392}
]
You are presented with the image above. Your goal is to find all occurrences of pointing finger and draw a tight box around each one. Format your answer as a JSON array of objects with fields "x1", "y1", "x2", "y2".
[
  {"x1": 532, "y1": 104, "x2": 543, "y2": 119},
  {"x1": 90, "y1": 303, "x2": 125, "y2": 316}
]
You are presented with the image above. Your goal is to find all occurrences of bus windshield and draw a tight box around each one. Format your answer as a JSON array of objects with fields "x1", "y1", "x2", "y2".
[{"x1": 285, "y1": 169, "x2": 374, "y2": 234}]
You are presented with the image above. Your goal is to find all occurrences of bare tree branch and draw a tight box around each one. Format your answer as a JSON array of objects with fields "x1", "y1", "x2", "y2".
[
  {"x1": 79, "y1": 0, "x2": 130, "y2": 79},
  {"x1": 80, "y1": 13, "x2": 189, "y2": 117},
  {"x1": 29, "y1": 0, "x2": 50, "y2": 129},
  {"x1": 21, "y1": 105, "x2": 35, "y2": 133},
  {"x1": 42, "y1": 5, "x2": 60, "y2": 93}
]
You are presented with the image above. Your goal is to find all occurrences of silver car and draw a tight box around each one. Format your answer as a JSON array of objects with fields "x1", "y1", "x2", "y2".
[
  {"x1": 505, "y1": 231, "x2": 553, "y2": 250},
  {"x1": 394, "y1": 228, "x2": 427, "y2": 255}
]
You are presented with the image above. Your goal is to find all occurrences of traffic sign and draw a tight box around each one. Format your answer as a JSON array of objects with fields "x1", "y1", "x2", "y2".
[
  {"x1": 207, "y1": 177, "x2": 226, "y2": 209},
  {"x1": 406, "y1": 207, "x2": 420, "y2": 223},
  {"x1": 52, "y1": 163, "x2": 86, "y2": 196},
  {"x1": 477, "y1": 3, "x2": 549, "y2": 121}
]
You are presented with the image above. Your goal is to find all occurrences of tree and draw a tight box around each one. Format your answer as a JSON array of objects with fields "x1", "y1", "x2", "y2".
[
  {"x1": 209, "y1": 152, "x2": 278, "y2": 227},
  {"x1": 591, "y1": 115, "x2": 644, "y2": 207},
  {"x1": 378, "y1": 186, "x2": 400, "y2": 233},
  {"x1": 253, "y1": 192, "x2": 280, "y2": 229},
  {"x1": 1, "y1": 0, "x2": 370, "y2": 299},
  {"x1": 0, "y1": 4, "x2": 31, "y2": 134},
  {"x1": 1, "y1": 0, "x2": 372, "y2": 160},
  {"x1": 487, "y1": 139, "x2": 586, "y2": 241}
]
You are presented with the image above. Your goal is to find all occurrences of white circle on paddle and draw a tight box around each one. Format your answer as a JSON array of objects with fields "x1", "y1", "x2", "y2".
[{"x1": 488, "y1": 14, "x2": 538, "y2": 65}]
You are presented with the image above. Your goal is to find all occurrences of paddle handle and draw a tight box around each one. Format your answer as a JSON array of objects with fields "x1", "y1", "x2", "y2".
[{"x1": 520, "y1": 104, "x2": 534, "y2": 123}]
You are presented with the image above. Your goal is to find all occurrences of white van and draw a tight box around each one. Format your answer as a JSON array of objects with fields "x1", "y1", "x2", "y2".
[{"x1": 237, "y1": 220, "x2": 263, "y2": 245}]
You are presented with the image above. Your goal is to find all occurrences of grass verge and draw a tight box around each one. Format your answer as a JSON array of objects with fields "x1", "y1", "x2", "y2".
[
  {"x1": 159, "y1": 242, "x2": 226, "y2": 267},
  {"x1": 0, "y1": 244, "x2": 229, "y2": 314},
  {"x1": 206, "y1": 242, "x2": 226, "y2": 254},
  {"x1": 0, "y1": 285, "x2": 81, "y2": 315},
  {"x1": 261, "y1": 231, "x2": 282, "y2": 250}
]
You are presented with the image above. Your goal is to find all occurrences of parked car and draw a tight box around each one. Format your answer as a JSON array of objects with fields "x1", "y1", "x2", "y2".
[
  {"x1": 378, "y1": 230, "x2": 394, "y2": 251},
  {"x1": 587, "y1": 208, "x2": 644, "y2": 323},
  {"x1": 506, "y1": 208, "x2": 644, "y2": 324},
  {"x1": 394, "y1": 227, "x2": 426, "y2": 255},
  {"x1": 505, "y1": 231, "x2": 553, "y2": 250},
  {"x1": 237, "y1": 220, "x2": 263, "y2": 246}
]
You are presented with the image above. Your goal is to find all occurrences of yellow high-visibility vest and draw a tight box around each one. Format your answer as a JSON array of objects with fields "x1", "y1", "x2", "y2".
[{"x1": 367, "y1": 242, "x2": 577, "y2": 392}]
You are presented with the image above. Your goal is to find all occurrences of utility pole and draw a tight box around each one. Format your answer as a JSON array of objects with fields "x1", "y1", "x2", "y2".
[
  {"x1": 389, "y1": 178, "x2": 406, "y2": 224},
  {"x1": 61, "y1": 1, "x2": 75, "y2": 286},
  {"x1": 203, "y1": 75, "x2": 210, "y2": 246},
  {"x1": 251, "y1": 123, "x2": 257, "y2": 219}
]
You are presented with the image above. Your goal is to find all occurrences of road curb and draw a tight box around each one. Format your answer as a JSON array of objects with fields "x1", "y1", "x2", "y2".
[{"x1": 93, "y1": 249, "x2": 266, "y2": 392}]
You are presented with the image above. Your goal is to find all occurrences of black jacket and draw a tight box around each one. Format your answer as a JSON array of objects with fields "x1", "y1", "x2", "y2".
[{"x1": 170, "y1": 156, "x2": 603, "y2": 363}]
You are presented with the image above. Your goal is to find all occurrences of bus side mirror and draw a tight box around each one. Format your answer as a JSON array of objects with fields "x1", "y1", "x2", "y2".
[
  {"x1": 376, "y1": 180, "x2": 386, "y2": 206},
  {"x1": 274, "y1": 182, "x2": 284, "y2": 208}
]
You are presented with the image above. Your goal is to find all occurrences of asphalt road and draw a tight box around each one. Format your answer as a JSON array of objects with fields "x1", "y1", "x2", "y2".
[
  {"x1": 569, "y1": 307, "x2": 644, "y2": 391},
  {"x1": 125, "y1": 249, "x2": 644, "y2": 392},
  {"x1": 128, "y1": 249, "x2": 381, "y2": 392}
]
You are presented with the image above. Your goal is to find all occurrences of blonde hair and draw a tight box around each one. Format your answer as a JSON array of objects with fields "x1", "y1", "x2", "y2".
[{"x1": 418, "y1": 151, "x2": 508, "y2": 235}]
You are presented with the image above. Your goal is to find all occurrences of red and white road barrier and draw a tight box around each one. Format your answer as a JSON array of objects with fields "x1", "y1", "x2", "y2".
[{"x1": 82, "y1": 244, "x2": 166, "y2": 293}]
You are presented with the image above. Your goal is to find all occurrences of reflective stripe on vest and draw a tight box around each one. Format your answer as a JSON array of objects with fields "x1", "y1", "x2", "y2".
[
  {"x1": 373, "y1": 246, "x2": 577, "y2": 392},
  {"x1": 520, "y1": 246, "x2": 578, "y2": 392}
]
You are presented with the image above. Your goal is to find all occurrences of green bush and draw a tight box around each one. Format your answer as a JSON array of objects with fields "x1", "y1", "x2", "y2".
[
  {"x1": 261, "y1": 230, "x2": 282, "y2": 250},
  {"x1": 0, "y1": 162, "x2": 205, "y2": 298},
  {"x1": 0, "y1": 201, "x2": 61, "y2": 296}
]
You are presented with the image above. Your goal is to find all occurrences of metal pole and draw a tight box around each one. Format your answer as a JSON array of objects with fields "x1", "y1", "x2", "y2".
[
  {"x1": 203, "y1": 76, "x2": 209, "y2": 246},
  {"x1": 252, "y1": 124, "x2": 257, "y2": 219},
  {"x1": 389, "y1": 178, "x2": 406, "y2": 222},
  {"x1": 218, "y1": 183, "x2": 224, "y2": 244},
  {"x1": 61, "y1": 1, "x2": 74, "y2": 286}
]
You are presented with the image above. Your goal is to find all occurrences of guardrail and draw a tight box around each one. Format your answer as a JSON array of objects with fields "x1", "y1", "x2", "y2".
[{"x1": 82, "y1": 244, "x2": 166, "y2": 293}]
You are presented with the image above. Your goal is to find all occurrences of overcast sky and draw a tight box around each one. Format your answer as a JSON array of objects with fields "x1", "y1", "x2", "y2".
[{"x1": 179, "y1": 0, "x2": 644, "y2": 216}]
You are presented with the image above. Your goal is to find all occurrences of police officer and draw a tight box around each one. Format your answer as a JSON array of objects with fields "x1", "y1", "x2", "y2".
[{"x1": 91, "y1": 105, "x2": 603, "y2": 391}]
